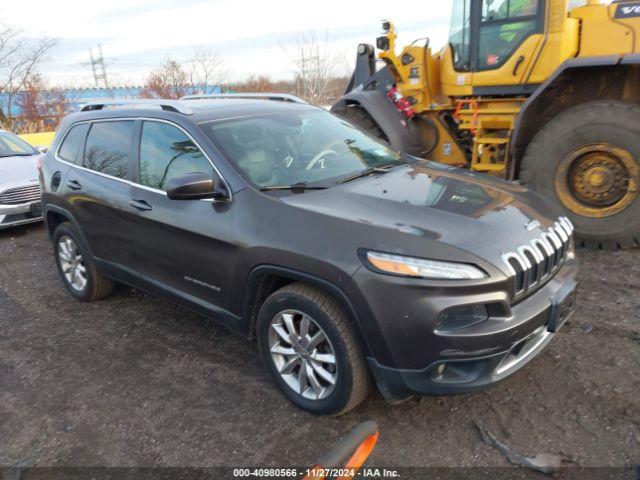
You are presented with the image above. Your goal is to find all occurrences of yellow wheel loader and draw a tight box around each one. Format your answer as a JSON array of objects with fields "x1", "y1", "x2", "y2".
[{"x1": 332, "y1": 0, "x2": 640, "y2": 249}]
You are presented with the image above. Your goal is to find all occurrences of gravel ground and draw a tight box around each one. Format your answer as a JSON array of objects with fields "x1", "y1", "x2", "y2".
[{"x1": 0, "y1": 224, "x2": 638, "y2": 476}]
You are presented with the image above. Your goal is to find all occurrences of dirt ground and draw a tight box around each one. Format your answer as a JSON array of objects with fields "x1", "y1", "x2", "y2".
[{"x1": 1, "y1": 224, "x2": 639, "y2": 476}]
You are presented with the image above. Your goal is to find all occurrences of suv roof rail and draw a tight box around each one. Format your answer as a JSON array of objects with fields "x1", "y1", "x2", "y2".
[
  {"x1": 180, "y1": 93, "x2": 308, "y2": 104},
  {"x1": 80, "y1": 99, "x2": 194, "y2": 115}
]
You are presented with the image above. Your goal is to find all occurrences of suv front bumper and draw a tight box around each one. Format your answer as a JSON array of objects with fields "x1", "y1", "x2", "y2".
[{"x1": 349, "y1": 259, "x2": 578, "y2": 401}]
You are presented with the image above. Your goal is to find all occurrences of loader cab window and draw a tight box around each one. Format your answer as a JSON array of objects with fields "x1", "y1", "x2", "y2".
[
  {"x1": 449, "y1": 0, "x2": 472, "y2": 71},
  {"x1": 478, "y1": 0, "x2": 542, "y2": 70},
  {"x1": 568, "y1": 0, "x2": 587, "y2": 10}
]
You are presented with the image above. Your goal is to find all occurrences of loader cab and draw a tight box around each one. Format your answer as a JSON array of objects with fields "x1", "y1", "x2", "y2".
[
  {"x1": 449, "y1": 0, "x2": 544, "y2": 73},
  {"x1": 441, "y1": 0, "x2": 577, "y2": 95}
]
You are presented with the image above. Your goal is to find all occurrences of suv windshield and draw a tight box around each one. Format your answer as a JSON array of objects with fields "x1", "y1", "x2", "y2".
[
  {"x1": 203, "y1": 109, "x2": 410, "y2": 189},
  {"x1": 0, "y1": 132, "x2": 38, "y2": 158}
]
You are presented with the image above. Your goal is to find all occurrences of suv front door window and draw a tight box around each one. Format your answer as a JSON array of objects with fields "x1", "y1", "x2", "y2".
[{"x1": 139, "y1": 121, "x2": 214, "y2": 191}]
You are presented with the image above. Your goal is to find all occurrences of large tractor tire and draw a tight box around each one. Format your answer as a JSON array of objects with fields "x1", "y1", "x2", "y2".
[
  {"x1": 521, "y1": 101, "x2": 640, "y2": 250},
  {"x1": 334, "y1": 106, "x2": 388, "y2": 142}
]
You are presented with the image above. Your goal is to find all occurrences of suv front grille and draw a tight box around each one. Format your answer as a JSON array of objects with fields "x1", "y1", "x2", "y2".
[
  {"x1": 502, "y1": 217, "x2": 574, "y2": 301},
  {"x1": 0, "y1": 184, "x2": 42, "y2": 205}
]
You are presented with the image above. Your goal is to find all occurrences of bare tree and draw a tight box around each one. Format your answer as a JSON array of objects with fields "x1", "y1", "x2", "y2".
[
  {"x1": 185, "y1": 48, "x2": 228, "y2": 95},
  {"x1": 142, "y1": 51, "x2": 228, "y2": 99},
  {"x1": 283, "y1": 31, "x2": 347, "y2": 106},
  {"x1": 16, "y1": 73, "x2": 69, "y2": 133},
  {"x1": 0, "y1": 24, "x2": 56, "y2": 130},
  {"x1": 141, "y1": 58, "x2": 189, "y2": 99}
]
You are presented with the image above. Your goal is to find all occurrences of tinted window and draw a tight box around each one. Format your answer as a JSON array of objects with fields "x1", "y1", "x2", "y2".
[
  {"x1": 139, "y1": 121, "x2": 213, "y2": 191},
  {"x1": 84, "y1": 121, "x2": 134, "y2": 179},
  {"x1": 449, "y1": 0, "x2": 472, "y2": 71},
  {"x1": 58, "y1": 124, "x2": 88, "y2": 163},
  {"x1": 479, "y1": 0, "x2": 540, "y2": 70},
  {"x1": 482, "y1": 0, "x2": 538, "y2": 22}
]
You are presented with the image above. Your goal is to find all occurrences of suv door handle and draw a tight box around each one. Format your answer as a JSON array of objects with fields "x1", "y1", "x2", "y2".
[
  {"x1": 129, "y1": 199, "x2": 153, "y2": 212},
  {"x1": 66, "y1": 180, "x2": 82, "y2": 191}
]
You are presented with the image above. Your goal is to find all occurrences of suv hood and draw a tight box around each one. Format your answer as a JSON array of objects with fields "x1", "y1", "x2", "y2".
[{"x1": 281, "y1": 162, "x2": 564, "y2": 268}]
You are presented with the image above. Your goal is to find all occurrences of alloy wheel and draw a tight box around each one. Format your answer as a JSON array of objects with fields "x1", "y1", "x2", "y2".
[
  {"x1": 57, "y1": 235, "x2": 87, "y2": 292},
  {"x1": 268, "y1": 309, "x2": 338, "y2": 401}
]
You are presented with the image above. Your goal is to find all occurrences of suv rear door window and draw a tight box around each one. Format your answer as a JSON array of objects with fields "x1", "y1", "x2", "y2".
[
  {"x1": 138, "y1": 121, "x2": 213, "y2": 191},
  {"x1": 58, "y1": 123, "x2": 89, "y2": 164},
  {"x1": 83, "y1": 121, "x2": 134, "y2": 179}
]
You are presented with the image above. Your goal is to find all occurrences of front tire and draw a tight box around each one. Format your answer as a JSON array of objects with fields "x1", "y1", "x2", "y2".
[
  {"x1": 521, "y1": 101, "x2": 640, "y2": 249},
  {"x1": 257, "y1": 283, "x2": 371, "y2": 415},
  {"x1": 53, "y1": 222, "x2": 114, "y2": 301},
  {"x1": 334, "y1": 105, "x2": 388, "y2": 142}
]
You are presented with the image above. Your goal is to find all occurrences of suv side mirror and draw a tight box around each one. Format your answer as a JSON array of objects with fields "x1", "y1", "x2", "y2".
[
  {"x1": 166, "y1": 172, "x2": 226, "y2": 200},
  {"x1": 35, "y1": 145, "x2": 48, "y2": 154}
]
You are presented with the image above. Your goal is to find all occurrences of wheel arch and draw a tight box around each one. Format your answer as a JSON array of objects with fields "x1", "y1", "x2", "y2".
[
  {"x1": 511, "y1": 56, "x2": 640, "y2": 179},
  {"x1": 44, "y1": 204, "x2": 93, "y2": 257},
  {"x1": 241, "y1": 265, "x2": 372, "y2": 357}
]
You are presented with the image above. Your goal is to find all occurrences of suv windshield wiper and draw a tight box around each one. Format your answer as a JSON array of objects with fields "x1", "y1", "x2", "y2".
[
  {"x1": 337, "y1": 165, "x2": 394, "y2": 184},
  {"x1": 260, "y1": 182, "x2": 328, "y2": 192}
]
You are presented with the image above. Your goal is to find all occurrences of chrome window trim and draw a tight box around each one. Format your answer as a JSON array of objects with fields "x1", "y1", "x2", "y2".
[{"x1": 54, "y1": 117, "x2": 232, "y2": 202}]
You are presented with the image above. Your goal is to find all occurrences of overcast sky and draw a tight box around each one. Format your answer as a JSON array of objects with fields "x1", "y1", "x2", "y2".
[{"x1": 0, "y1": 0, "x2": 453, "y2": 87}]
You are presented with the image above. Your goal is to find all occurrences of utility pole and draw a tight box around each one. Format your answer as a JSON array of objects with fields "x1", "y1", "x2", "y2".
[{"x1": 84, "y1": 44, "x2": 110, "y2": 89}]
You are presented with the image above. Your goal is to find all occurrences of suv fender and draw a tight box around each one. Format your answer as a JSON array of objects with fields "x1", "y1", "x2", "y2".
[{"x1": 241, "y1": 265, "x2": 373, "y2": 357}]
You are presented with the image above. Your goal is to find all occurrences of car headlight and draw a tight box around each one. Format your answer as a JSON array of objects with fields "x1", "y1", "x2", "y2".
[{"x1": 364, "y1": 251, "x2": 487, "y2": 280}]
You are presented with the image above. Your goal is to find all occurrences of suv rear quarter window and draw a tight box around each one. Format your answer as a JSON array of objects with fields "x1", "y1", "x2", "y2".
[
  {"x1": 58, "y1": 123, "x2": 89, "y2": 164},
  {"x1": 139, "y1": 121, "x2": 213, "y2": 191},
  {"x1": 83, "y1": 121, "x2": 134, "y2": 179}
]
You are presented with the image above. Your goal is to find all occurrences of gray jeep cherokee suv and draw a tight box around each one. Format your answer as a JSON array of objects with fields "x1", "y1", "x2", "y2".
[{"x1": 40, "y1": 97, "x2": 577, "y2": 415}]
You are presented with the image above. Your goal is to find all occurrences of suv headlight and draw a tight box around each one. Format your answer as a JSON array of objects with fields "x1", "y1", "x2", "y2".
[{"x1": 364, "y1": 251, "x2": 487, "y2": 280}]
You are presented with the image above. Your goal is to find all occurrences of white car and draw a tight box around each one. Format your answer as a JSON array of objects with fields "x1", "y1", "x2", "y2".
[{"x1": 0, "y1": 130, "x2": 44, "y2": 230}]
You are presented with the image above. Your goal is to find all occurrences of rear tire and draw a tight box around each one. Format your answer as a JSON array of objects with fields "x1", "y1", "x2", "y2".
[
  {"x1": 521, "y1": 101, "x2": 640, "y2": 250},
  {"x1": 257, "y1": 283, "x2": 371, "y2": 415},
  {"x1": 53, "y1": 222, "x2": 114, "y2": 301}
]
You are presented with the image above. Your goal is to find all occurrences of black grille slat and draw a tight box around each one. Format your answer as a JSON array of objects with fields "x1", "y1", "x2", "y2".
[
  {"x1": 508, "y1": 257, "x2": 525, "y2": 292},
  {"x1": 523, "y1": 250, "x2": 539, "y2": 284}
]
